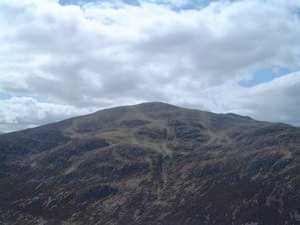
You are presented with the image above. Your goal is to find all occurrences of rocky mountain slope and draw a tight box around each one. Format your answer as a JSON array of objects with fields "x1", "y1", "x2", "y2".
[{"x1": 0, "y1": 102, "x2": 299, "y2": 225}]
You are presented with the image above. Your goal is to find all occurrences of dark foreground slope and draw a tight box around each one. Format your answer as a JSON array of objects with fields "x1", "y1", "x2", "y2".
[{"x1": 0, "y1": 102, "x2": 299, "y2": 225}]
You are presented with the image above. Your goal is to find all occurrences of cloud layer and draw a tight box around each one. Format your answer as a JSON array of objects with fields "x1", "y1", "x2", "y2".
[{"x1": 0, "y1": 0, "x2": 300, "y2": 132}]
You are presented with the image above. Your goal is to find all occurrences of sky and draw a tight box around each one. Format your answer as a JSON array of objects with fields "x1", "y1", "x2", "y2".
[{"x1": 0, "y1": 0, "x2": 300, "y2": 132}]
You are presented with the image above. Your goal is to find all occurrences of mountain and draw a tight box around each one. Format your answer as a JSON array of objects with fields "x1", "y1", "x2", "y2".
[{"x1": 0, "y1": 102, "x2": 299, "y2": 225}]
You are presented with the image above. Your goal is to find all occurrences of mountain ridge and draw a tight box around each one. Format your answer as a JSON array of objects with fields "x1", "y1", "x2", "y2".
[{"x1": 2, "y1": 101, "x2": 294, "y2": 136}]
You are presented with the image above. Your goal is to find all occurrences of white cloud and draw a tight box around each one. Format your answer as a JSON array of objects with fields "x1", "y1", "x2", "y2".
[
  {"x1": 0, "y1": 97, "x2": 94, "y2": 132},
  {"x1": 144, "y1": 0, "x2": 192, "y2": 7},
  {"x1": 239, "y1": 72, "x2": 300, "y2": 125},
  {"x1": 197, "y1": 71, "x2": 300, "y2": 126},
  {"x1": 0, "y1": 0, "x2": 300, "y2": 131}
]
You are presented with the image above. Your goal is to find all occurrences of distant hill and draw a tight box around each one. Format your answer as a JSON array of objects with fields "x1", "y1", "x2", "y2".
[{"x1": 0, "y1": 102, "x2": 299, "y2": 225}]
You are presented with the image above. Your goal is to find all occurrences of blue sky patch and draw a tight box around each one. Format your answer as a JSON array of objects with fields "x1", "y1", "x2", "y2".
[
  {"x1": 239, "y1": 67, "x2": 291, "y2": 87},
  {"x1": 0, "y1": 92, "x2": 11, "y2": 100}
]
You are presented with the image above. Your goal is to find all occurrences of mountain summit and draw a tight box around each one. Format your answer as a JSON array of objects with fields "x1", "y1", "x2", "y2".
[{"x1": 0, "y1": 102, "x2": 299, "y2": 225}]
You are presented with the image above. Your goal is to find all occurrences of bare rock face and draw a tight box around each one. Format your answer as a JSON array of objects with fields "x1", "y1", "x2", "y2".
[{"x1": 0, "y1": 102, "x2": 299, "y2": 225}]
